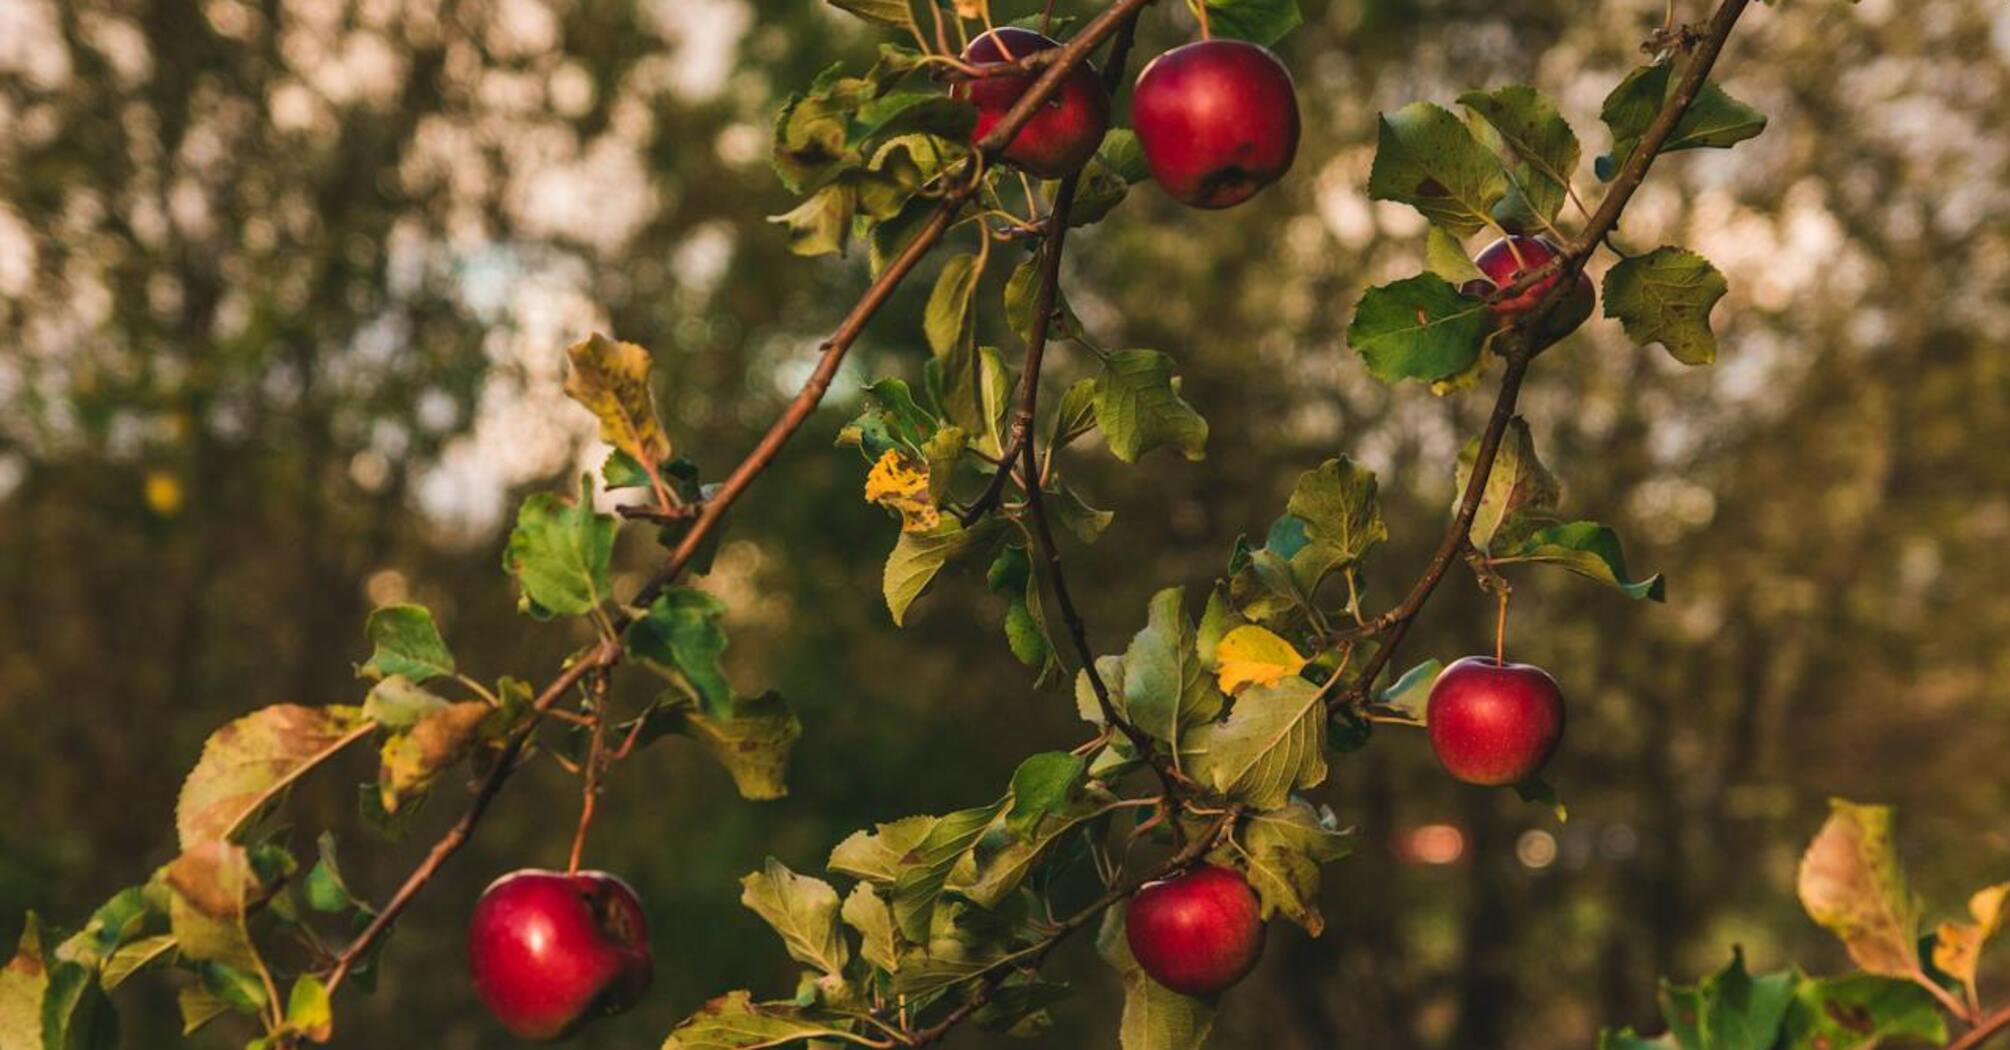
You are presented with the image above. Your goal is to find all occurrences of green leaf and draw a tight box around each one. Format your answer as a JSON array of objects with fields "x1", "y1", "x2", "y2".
[
  {"x1": 1348, "y1": 273, "x2": 1493, "y2": 384},
  {"x1": 767, "y1": 183, "x2": 855, "y2": 257},
  {"x1": 304, "y1": 832, "x2": 366, "y2": 915},
  {"x1": 284, "y1": 975, "x2": 332, "y2": 1042},
  {"x1": 1097, "y1": 128, "x2": 1151, "y2": 184},
  {"x1": 1122, "y1": 588, "x2": 1225, "y2": 747},
  {"x1": 1003, "y1": 253, "x2": 1081, "y2": 349},
  {"x1": 1285, "y1": 456, "x2": 1388, "y2": 578},
  {"x1": 740, "y1": 859, "x2": 849, "y2": 976},
  {"x1": 952, "y1": 795, "x2": 1102, "y2": 910},
  {"x1": 1798, "y1": 799, "x2": 1922, "y2": 980},
  {"x1": 360, "y1": 675, "x2": 449, "y2": 730},
  {"x1": 1093, "y1": 350, "x2": 1208, "y2": 464},
  {"x1": 924, "y1": 253, "x2": 983, "y2": 358},
  {"x1": 1005, "y1": 752, "x2": 1088, "y2": 839},
  {"x1": 176, "y1": 704, "x2": 369, "y2": 848},
  {"x1": 1223, "y1": 798, "x2": 1354, "y2": 936},
  {"x1": 1376, "y1": 660, "x2": 1442, "y2": 723},
  {"x1": 1782, "y1": 972, "x2": 1946, "y2": 1049},
  {"x1": 1367, "y1": 101, "x2": 1510, "y2": 237},
  {"x1": 883, "y1": 517, "x2": 1002, "y2": 626},
  {"x1": 658, "y1": 692, "x2": 801, "y2": 802},
  {"x1": 1600, "y1": 61, "x2": 1766, "y2": 176},
  {"x1": 0, "y1": 916, "x2": 49, "y2": 1050},
  {"x1": 1070, "y1": 158, "x2": 1132, "y2": 226},
  {"x1": 1495, "y1": 521, "x2": 1666, "y2": 601},
  {"x1": 929, "y1": 342, "x2": 1012, "y2": 458},
  {"x1": 563, "y1": 333, "x2": 672, "y2": 469},
  {"x1": 1049, "y1": 484, "x2": 1114, "y2": 546},
  {"x1": 838, "y1": 377, "x2": 938, "y2": 459},
  {"x1": 100, "y1": 935, "x2": 175, "y2": 992},
  {"x1": 840, "y1": 884, "x2": 900, "y2": 973},
  {"x1": 853, "y1": 92, "x2": 974, "y2": 154},
  {"x1": 1656, "y1": 948, "x2": 1796, "y2": 1050},
  {"x1": 357, "y1": 604, "x2": 455, "y2": 683},
  {"x1": 890, "y1": 804, "x2": 1004, "y2": 941},
  {"x1": 1603, "y1": 247, "x2": 1729, "y2": 366},
  {"x1": 1204, "y1": 0, "x2": 1302, "y2": 45},
  {"x1": 1097, "y1": 910, "x2": 1217, "y2": 1050},
  {"x1": 54, "y1": 887, "x2": 155, "y2": 972},
  {"x1": 377, "y1": 700, "x2": 490, "y2": 813},
  {"x1": 1425, "y1": 225, "x2": 1485, "y2": 284},
  {"x1": 629, "y1": 587, "x2": 735, "y2": 718},
  {"x1": 663, "y1": 990, "x2": 863, "y2": 1049},
  {"x1": 1459, "y1": 85, "x2": 1580, "y2": 228},
  {"x1": 825, "y1": 0, "x2": 916, "y2": 33},
  {"x1": 504, "y1": 475, "x2": 616, "y2": 619},
  {"x1": 830, "y1": 816, "x2": 939, "y2": 884},
  {"x1": 1187, "y1": 678, "x2": 1328, "y2": 810},
  {"x1": 1456, "y1": 416, "x2": 1560, "y2": 554}
]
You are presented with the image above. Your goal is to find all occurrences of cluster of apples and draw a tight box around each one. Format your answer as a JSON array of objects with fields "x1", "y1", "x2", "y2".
[
  {"x1": 454, "y1": 672, "x2": 1566, "y2": 1037},
  {"x1": 955, "y1": 26, "x2": 1301, "y2": 208}
]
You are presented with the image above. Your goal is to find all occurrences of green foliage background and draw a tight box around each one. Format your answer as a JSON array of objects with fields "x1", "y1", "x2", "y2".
[{"x1": 2, "y1": 0, "x2": 2008, "y2": 1046}]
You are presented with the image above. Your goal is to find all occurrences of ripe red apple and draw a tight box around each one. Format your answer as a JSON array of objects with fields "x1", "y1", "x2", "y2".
[
  {"x1": 1131, "y1": 39, "x2": 1300, "y2": 209},
  {"x1": 953, "y1": 27, "x2": 1110, "y2": 179},
  {"x1": 1125, "y1": 864, "x2": 1265, "y2": 997},
  {"x1": 1425, "y1": 656, "x2": 1566, "y2": 787},
  {"x1": 467, "y1": 869, "x2": 653, "y2": 1041},
  {"x1": 1461, "y1": 235, "x2": 1596, "y2": 341}
]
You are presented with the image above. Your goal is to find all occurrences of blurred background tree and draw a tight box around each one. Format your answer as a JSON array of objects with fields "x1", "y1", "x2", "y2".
[{"x1": 1, "y1": 0, "x2": 2007, "y2": 1046}]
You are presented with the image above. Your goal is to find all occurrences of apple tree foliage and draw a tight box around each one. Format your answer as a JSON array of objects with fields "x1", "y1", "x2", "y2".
[{"x1": 9, "y1": 0, "x2": 2003, "y2": 1048}]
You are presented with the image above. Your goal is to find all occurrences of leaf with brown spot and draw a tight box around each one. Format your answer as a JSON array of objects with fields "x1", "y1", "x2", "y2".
[
  {"x1": 378, "y1": 701, "x2": 492, "y2": 813},
  {"x1": 1797, "y1": 799, "x2": 1922, "y2": 978},
  {"x1": 564, "y1": 333, "x2": 671, "y2": 468},
  {"x1": 176, "y1": 704, "x2": 370, "y2": 849}
]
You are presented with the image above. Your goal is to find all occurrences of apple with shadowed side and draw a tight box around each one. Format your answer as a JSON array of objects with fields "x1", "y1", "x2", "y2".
[
  {"x1": 1124, "y1": 863, "x2": 1266, "y2": 997},
  {"x1": 1131, "y1": 39, "x2": 1301, "y2": 209},
  {"x1": 953, "y1": 27, "x2": 1111, "y2": 179},
  {"x1": 467, "y1": 869, "x2": 653, "y2": 1041},
  {"x1": 1458, "y1": 234, "x2": 1596, "y2": 342}
]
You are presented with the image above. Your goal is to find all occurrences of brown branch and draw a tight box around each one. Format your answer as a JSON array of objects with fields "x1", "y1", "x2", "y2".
[
  {"x1": 318, "y1": 0, "x2": 1162, "y2": 1008},
  {"x1": 632, "y1": 0, "x2": 1160, "y2": 610},
  {"x1": 962, "y1": 9, "x2": 1143, "y2": 525},
  {"x1": 1949, "y1": 1004, "x2": 2010, "y2": 1050},
  {"x1": 1334, "y1": 0, "x2": 1755, "y2": 709},
  {"x1": 324, "y1": 637, "x2": 619, "y2": 995},
  {"x1": 905, "y1": 809, "x2": 1236, "y2": 1046}
]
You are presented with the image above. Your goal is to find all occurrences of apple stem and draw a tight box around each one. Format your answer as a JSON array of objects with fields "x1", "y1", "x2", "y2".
[
  {"x1": 567, "y1": 670, "x2": 613, "y2": 875},
  {"x1": 1495, "y1": 589, "x2": 1509, "y2": 665},
  {"x1": 1192, "y1": 0, "x2": 1213, "y2": 40}
]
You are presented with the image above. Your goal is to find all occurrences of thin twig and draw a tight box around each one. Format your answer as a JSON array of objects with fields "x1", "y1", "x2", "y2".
[
  {"x1": 324, "y1": 637, "x2": 619, "y2": 994},
  {"x1": 319, "y1": 0, "x2": 1161, "y2": 1007},
  {"x1": 905, "y1": 810, "x2": 1236, "y2": 1046},
  {"x1": 1334, "y1": 0, "x2": 1755, "y2": 709},
  {"x1": 1948, "y1": 1004, "x2": 2010, "y2": 1050}
]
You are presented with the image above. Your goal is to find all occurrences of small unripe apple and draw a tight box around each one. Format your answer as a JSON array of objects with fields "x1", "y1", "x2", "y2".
[
  {"x1": 954, "y1": 28, "x2": 1110, "y2": 179},
  {"x1": 1131, "y1": 40, "x2": 1300, "y2": 209},
  {"x1": 1425, "y1": 656, "x2": 1566, "y2": 787},
  {"x1": 1461, "y1": 235, "x2": 1596, "y2": 342},
  {"x1": 468, "y1": 869, "x2": 653, "y2": 1041},
  {"x1": 1125, "y1": 864, "x2": 1265, "y2": 996}
]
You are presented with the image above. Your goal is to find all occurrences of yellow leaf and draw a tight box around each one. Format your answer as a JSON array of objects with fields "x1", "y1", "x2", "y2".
[
  {"x1": 1214, "y1": 625, "x2": 1307, "y2": 695},
  {"x1": 1933, "y1": 882, "x2": 2010, "y2": 995},
  {"x1": 864, "y1": 449, "x2": 939, "y2": 533},
  {"x1": 563, "y1": 333, "x2": 672, "y2": 466}
]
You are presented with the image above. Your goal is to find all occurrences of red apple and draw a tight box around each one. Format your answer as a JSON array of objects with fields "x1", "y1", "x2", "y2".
[
  {"x1": 1463, "y1": 235, "x2": 1596, "y2": 341},
  {"x1": 467, "y1": 869, "x2": 653, "y2": 1041},
  {"x1": 1125, "y1": 864, "x2": 1265, "y2": 997},
  {"x1": 1131, "y1": 39, "x2": 1300, "y2": 209},
  {"x1": 1425, "y1": 656, "x2": 1566, "y2": 787},
  {"x1": 953, "y1": 27, "x2": 1110, "y2": 179}
]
